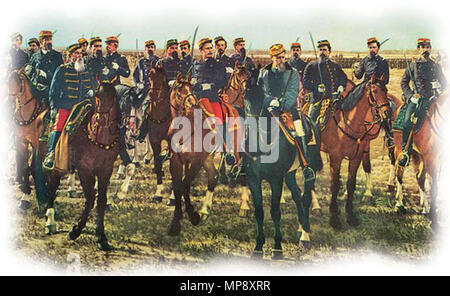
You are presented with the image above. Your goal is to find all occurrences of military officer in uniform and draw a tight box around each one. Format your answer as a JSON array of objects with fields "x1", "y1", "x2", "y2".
[
  {"x1": 27, "y1": 38, "x2": 40, "y2": 58},
  {"x1": 179, "y1": 39, "x2": 193, "y2": 75},
  {"x1": 303, "y1": 40, "x2": 347, "y2": 123},
  {"x1": 398, "y1": 38, "x2": 447, "y2": 167},
  {"x1": 135, "y1": 40, "x2": 161, "y2": 142},
  {"x1": 156, "y1": 39, "x2": 185, "y2": 83},
  {"x1": 85, "y1": 36, "x2": 112, "y2": 88},
  {"x1": 43, "y1": 43, "x2": 96, "y2": 169},
  {"x1": 288, "y1": 42, "x2": 307, "y2": 74},
  {"x1": 103, "y1": 36, "x2": 130, "y2": 85},
  {"x1": 258, "y1": 43, "x2": 312, "y2": 178},
  {"x1": 25, "y1": 30, "x2": 64, "y2": 107},
  {"x1": 214, "y1": 36, "x2": 234, "y2": 81},
  {"x1": 9, "y1": 32, "x2": 29, "y2": 71},
  {"x1": 78, "y1": 37, "x2": 89, "y2": 58},
  {"x1": 230, "y1": 37, "x2": 256, "y2": 75}
]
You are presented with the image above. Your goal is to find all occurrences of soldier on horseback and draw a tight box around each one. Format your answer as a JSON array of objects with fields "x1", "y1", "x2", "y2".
[
  {"x1": 27, "y1": 38, "x2": 40, "y2": 59},
  {"x1": 288, "y1": 42, "x2": 307, "y2": 74},
  {"x1": 78, "y1": 38, "x2": 89, "y2": 58},
  {"x1": 230, "y1": 37, "x2": 256, "y2": 76},
  {"x1": 258, "y1": 43, "x2": 312, "y2": 179},
  {"x1": 398, "y1": 38, "x2": 447, "y2": 167},
  {"x1": 156, "y1": 39, "x2": 187, "y2": 83},
  {"x1": 9, "y1": 32, "x2": 29, "y2": 72},
  {"x1": 303, "y1": 40, "x2": 347, "y2": 123},
  {"x1": 25, "y1": 30, "x2": 63, "y2": 107},
  {"x1": 103, "y1": 36, "x2": 130, "y2": 85},
  {"x1": 43, "y1": 43, "x2": 96, "y2": 170},
  {"x1": 214, "y1": 36, "x2": 234, "y2": 80}
]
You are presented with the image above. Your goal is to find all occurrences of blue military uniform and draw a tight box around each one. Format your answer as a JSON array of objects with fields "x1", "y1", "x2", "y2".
[
  {"x1": 104, "y1": 51, "x2": 130, "y2": 85},
  {"x1": 288, "y1": 56, "x2": 307, "y2": 74},
  {"x1": 192, "y1": 57, "x2": 228, "y2": 103},
  {"x1": 230, "y1": 52, "x2": 256, "y2": 75},
  {"x1": 355, "y1": 54, "x2": 389, "y2": 85},
  {"x1": 26, "y1": 48, "x2": 63, "y2": 106},
  {"x1": 43, "y1": 44, "x2": 96, "y2": 170},
  {"x1": 9, "y1": 47, "x2": 29, "y2": 71},
  {"x1": 157, "y1": 54, "x2": 188, "y2": 81},
  {"x1": 398, "y1": 40, "x2": 447, "y2": 166}
]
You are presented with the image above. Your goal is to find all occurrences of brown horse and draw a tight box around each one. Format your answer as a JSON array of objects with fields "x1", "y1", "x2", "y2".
[
  {"x1": 141, "y1": 64, "x2": 172, "y2": 203},
  {"x1": 37, "y1": 83, "x2": 120, "y2": 250},
  {"x1": 222, "y1": 61, "x2": 248, "y2": 108},
  {"x1": 167, "y1": 72, "x2": 223, "y2": 235},
  {"x1": 392, "y1": 90, "x2": 448, "y2": 228},
  {"x1": 320, "y1": 76, "x2": 392, "y2": 229},
  {"x1": 8, "y1": 69, "x2": 47, "y2": 208}
]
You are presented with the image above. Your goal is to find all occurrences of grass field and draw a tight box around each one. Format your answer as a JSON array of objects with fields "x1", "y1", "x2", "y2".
[{"x1": 11, "y1": 68, "x2": 434, "y2": 273}]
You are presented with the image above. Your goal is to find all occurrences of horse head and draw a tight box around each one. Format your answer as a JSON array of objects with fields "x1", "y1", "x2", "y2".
[
  {"x1": 231, "y1": 61, "x2": 248, "y2": 88},
  {"x1": 170, "y1": 72, "x2": 197, "y2": 116},
  {"x1": 367, "y1": 75, "x2": 391, "y2": 121},
  {"x1": 96, "y1": 82, "x2": 117, "y2": 113}
]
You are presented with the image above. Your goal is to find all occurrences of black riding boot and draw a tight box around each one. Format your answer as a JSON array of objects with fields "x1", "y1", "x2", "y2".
[
  {"x1": 399, "y1": 102, "x2": 416, "y2": 167},
  {"x1": 294, "y1": 136, "x2": 315, "y2": 181},
  {"x1": 43, "y1": 131, "x2": 61, "y2": 170},
  {"x1": 381, "y1": 119, "x2": 395, "y2": 164}
]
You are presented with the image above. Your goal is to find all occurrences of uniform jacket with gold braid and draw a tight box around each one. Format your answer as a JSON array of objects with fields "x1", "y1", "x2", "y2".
[
  {"x1": 104, "y1": 51, "x2": 130, "y2": 85},
  {"x1": 354, "y1": 54, "x2": 389, "y2": 85},
  {"x1": 401, "y1": 56, "x2": 447, "y2": 101},
  {"x1": 288, "y1": 56, "x2": 307, "y2": 74},
  {"x1": 303, "y1": 58, "x2": 347, "y2": 102},
  {"x1": 48, "y1": 62, "x2": 96, "y2": 110}
]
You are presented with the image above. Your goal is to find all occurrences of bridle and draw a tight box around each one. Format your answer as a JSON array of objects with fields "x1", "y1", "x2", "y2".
[
  {"x1": 170, "y1": 81, "x2": 198, "y2": 116},
  {"x1": 224, "y1": 67, "x2": 247, "y2": 105}
]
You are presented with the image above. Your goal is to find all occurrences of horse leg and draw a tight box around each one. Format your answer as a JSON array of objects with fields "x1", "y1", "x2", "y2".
[
  {"x1": 67, "y1": 171, "x2": 77, "y2": 198},
  {"x1": 269, "y1": 178, "x2": 284, "y2": 260},
  {"x1": 199, "y1": 156, "x2": 218, "y2": 220},
  {"x1": 95, "y1": 168, "x2": 113, "y2": 251},
  {"x1": 311, "y1": 187, "x2": 321, "y2": 217},
  {"x1": 117, "y1": 163, "x2": 125, "y2": 179},
  {"x1": 239, "y1": 186, "x2": 251, "y2": 217},
  {"x1": 116, "y1": 162, "x2": 136, "y2": 201},
  {"x1": 395, "y1": 164, "x2": 406, "y2": 214},
  {"x1": 168, "y1": 155, "x2": 184, "y2": 236},
  {"x1": 45, "y1": 175, "x2": 61, "y2": 235},
  {"x1": 68, "y1": 170, "x2": 96, "y2": 241},
  {"x1": 329, "y1": 154, "x2": 343, "y2": 230},
  {"x1": 429, "y1": 173, "x2": 438, "y2": 231},
  {"x1": 144, "y1": 135, "x2": 151, "y2": 164},
  {"x1": 182, "y1": 161, "x2": 202, "y2": 226},
  {"x1": 248, "y1": 174, "x2": 265, "y2": 258},
  {"x1": 411, "y1": 151, "x2": 428, "y2": 215},
  {"x1": 362, "y1": 148, "x2": 373, "y2": 201},
  {"x1": 346, "y1": 156, "x2": 361, "y2": 227},
  {"x1": 285, "y1": 171, "x2": 310, "y2": 249},
  {"x1": 16, "y1": 139, "x2": 32, "y2": 209},
  {"x1": 387, "y1": 163, "x2": 396, "y2": 193},
  {"x1": 151, "y1": 140, "x2": 165, "y2": 203}
]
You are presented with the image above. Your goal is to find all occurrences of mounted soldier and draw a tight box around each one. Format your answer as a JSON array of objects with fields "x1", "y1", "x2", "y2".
[
  {"x1": 27, "y1": 38, "x2": 40, "y2": 59},
  {"x1": 179, "y1": 40, "x2": 193, "y2": 75},
  {"x1": 398, "y1": 38, "x2": 447, "y2": 167},
  {"x1": 8, "y1": 32, "x2": 29, "y2": 72},
  {"x1": 78, "y1": 37, "x2": 89, "y2": 58},
  {"x1": 25, "y1": 30, "x2": 63, "y2": 107},
  {"x1": 85, "y1": 36, "x2": 111, "y2": 88},
  {"x1": 156, "y1": 39, "x2": 186, "y2": 83},
  {"x1": 103, "y1": 36, "x2": 130, "y2": 85},
  {"x1": 134, "y1": 40, "x2": 161, "y2": 142},
  {"x1": 230, "y1": 37, "x2": 256, "y2": 76},
  {"x1": 214, "y1": 36, "x2": 234, "y2": 80},
  {"x1": 302, "y1": 39, "x2": 347, "y2": 123},
  {"x1": 288, "y1": 42, "x2": 307, "y2": 74},
  {"x1": 258, "y1": 43, "x2": 312, "y2": 179},
  {"x1": 43, "y1": 43, "x2": 96, "y2": 169},
  {"x1": 340, "y1": 37, "x2": 394, "y2": 155}
]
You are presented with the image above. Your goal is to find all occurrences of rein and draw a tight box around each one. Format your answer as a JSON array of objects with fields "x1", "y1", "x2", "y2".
[
  {"x1": 86, "y1": 96, "x2": 120, "y2": 150},
  {"x1": 224, "y1": 70, "x2": 246, "y2": 105}
]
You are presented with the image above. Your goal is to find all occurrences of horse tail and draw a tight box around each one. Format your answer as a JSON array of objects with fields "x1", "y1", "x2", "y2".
[
  {"x1": 31, "y1": 149, "x2": 49, "y2": 206},
  {"x1": 307, "y1": 120, "x2": 323, "y2": 173}
]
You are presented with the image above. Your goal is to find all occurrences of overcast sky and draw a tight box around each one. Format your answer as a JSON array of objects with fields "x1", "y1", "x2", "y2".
[{"x1": 2, "y1": 0, "x2": 448, "y2": 52}]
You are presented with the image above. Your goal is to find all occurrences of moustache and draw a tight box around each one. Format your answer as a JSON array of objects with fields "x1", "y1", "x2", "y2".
[
  {"x1": 422, "y1": 51, "x2": 430, "y2": 58},
  {"x1": 171, "y1": 51, "x2": 179, "y2": 59},
  {"x1": 96, "y1": 50, "x2": 103, "y2": 58},
  {"x1": 46, "y1": 43, "x2": 52, "y2": 50},
  {"x1": 293, "y1": 53, "x2": 299, "y2": 59},
  {"x1": 181, "y1": 51, "x2": 187, "y2": 58},
  {"x1": 240, "y1": 47, "x2": 246, "y2": 56},
  {"x1": 148, "y1": 49, "x2": 154, "y2": 56}
]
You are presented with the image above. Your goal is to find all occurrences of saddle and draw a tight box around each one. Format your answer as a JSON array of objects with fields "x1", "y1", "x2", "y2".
[
  {"x1": 54, "y1": 99, "x2": 93, "y2": 172},
  {"x1": 198, "y1": 98, "x2": 241, "y2": 128},
  {"x1": 393, "y1": 102, "x2": 428, "y2": 134},
  {"x1": 280, "y1": 110, "x2": 316, "y2": 146}
]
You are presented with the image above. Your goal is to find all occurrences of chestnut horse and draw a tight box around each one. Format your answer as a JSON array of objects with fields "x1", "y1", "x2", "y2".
[
  {"x1": 8, "y1": 69, "x2": 48, "y2": 209},
  {"x1": 392, "y1": 90, "x2": 448, "y2": 229},
  {"x1": 320, "y1": 76, "x2": 392, "y2": 229},
  {"x1": 35, "y1": 83, "x2": 120, "y2": 250}
]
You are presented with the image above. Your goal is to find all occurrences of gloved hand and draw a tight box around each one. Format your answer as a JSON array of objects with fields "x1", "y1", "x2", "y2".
[
  {"x1": 268, "y1": 98, "x2": 280, "y2": 111},
  {"x1": 201, "y1": 83, "x2": 212, "y2": 90},
  {"x1": 410, "y1": 93, "x2": 420, "y2": 104},
  {"x1": 85, "y1": 89, "x2": 94, "y2": 98},
  {"x1": 24, "y1": 64, "x2": 32, "y2": 75},
  {"x1": 337, "y1": 85, "x2": 344, "y2": 94},
  {"x1": 137, "y1": 82, "x2": 144, "y2": 90},
  {"x1": 226, "y1": 67, "x2": 234, "y2": 74},
  {"x1": 102, "y1": 67, "x2": 110, "y2": 75},
  {"x1": 431, "y1": 80, "x2": 441, "y2": 90},
  {"x1": 190, "y1": 77, "x2": 197, "y2": 85},
  {"x1": 38, "y1": 69, "x2": 47, "y2": 78},
  {"x1": 168, "y1": 80, "x2": 175, "y2": 87},
  {"x1": 111, "y1": 62, "x2": 119, "y2": 70}
]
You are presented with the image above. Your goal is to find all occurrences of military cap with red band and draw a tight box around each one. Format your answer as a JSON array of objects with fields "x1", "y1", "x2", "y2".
[
  {"x1": 105, "y1": 36, "x2": 119, "y2": 44},
  {"x1": 198, "y1": 38, "x2": 212, "y2": 49},
  {"x1": 89, "y1": 36, "x2": 102, "y2": 45},
  {"x1": 166, "y1": 39, "x2": 178, "y2": 49},
  {"x1": 291, "y1": 42, "x2": 301, "y2": 49},
  {"x1": 233, "y1": 37, "x2": 245, "y2": 46},
  {"x1": 269, "y1": 43, "x2": 286, "y2": 57},
  {"x1": 417, "y1": 38, "x2": 431, "y2": 47},
  {"x1": 78, "y1": 38, "x2": 88, "y2": 46},
  {"x1": 39, "y1": 30, "x2": 52, "y2": 38},
  {"x1": 179, "y1": 40, "x2": 190, "y2": 47},
  {"x1": 145, "y1": 40, "x2": 155, "y2": 47}
]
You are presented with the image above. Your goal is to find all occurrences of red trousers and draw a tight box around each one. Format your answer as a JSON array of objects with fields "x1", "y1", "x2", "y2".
[{"x1": 53, "y1": 109, "x2": 71, "y2": 132}]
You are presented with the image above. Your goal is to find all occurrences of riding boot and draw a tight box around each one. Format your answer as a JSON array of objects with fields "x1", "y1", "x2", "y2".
[
  {"x1": 136, "y1": 99, "x2": 150, "y2": 143},
  {"x1": 43, "y1": 131, "x2": 61, "y2": 170},
  {"x1": 399, "y1": 102, "x2": 416, "y2": 167},
  {"x1": 293, "y1": 119, "x2": 314, "y2": 181},
  {"x1": 381, "y1": 119, "x2": 395, "y2": 164}
]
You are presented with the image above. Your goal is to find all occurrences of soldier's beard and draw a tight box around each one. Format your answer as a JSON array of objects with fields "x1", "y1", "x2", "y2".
[
  {"x1": 171, "y1": 51, "x2": 179, "y2": 59},
  {"x1": 319, "y1": 53, "x2": 328, "y2": 62},
  {"x1": 293, "y1": 53, "x2": 299, "y2": 59},
  {"x1": 74, "y1": 58, "x2": 86, "y2": 72},
  {"x1": 45, "y1": 43, "x2": 52, "y2": 51},
  {"x1": 96, "y1": 50, "x2": 102, "y2": 58},
  {"x1": 422, "y1": 51, "x2": 430, "y2": 59},
  {"x1": 240, "y1": 47, "x2": 246, "y2": 56},
  {"x1": 218, "y1": 48, "x2": 224, "y2": 55}
]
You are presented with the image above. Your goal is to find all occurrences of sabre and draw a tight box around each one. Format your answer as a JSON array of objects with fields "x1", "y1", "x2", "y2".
[
  {"x1": 309, "y1": 32, "x2": 325, "y2": 96},
  {"x1": 295, "y1": 36, "x2": 300, "y2": 43},
  {"x1": 379, "y1": 38, "x2": 390, "y2": 47},
  {"x1": 187, "y1": 25, "x2": 199, "y2": 74}
]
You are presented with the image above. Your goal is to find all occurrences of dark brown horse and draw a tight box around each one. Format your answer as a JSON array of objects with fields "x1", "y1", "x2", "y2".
[
  {"x1": 320, "y1": 76, "x2": 392, "y2": 229},
  {"x1": 392, "y1": 90, "x2": 448, "y2": 228},
  {"x1": 167, "y1": 72, "x2": 222, "y2": 235},
  {"x1": 142, "y1": 64, "x2": 172, "y2": 202},
  {"x1": 8, "y1": 69, "x2": 47, "y2": 208},
  {"x1": 37, "y1": 83, "x2": 120, "y2": 250}
]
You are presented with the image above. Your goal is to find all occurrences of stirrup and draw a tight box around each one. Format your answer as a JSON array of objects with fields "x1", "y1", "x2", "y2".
[
  {"x1": 43, "y1": 151, "x2": 55, "y2": 170},
  {"x1": 302, "y1": 166, "x2": 316, "y2": 183},
  {"x1": 398, "y1": 151, "x2": 410, "y2": 167},
  {"x1": 229, "y1": 164, "x2": 241, "y2": 180}
]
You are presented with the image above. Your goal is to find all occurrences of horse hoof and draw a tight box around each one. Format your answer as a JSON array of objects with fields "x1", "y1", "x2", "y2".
[
  {"x1": 387, "y1": 184, "x2": 395, "y2": 193},
  {"x1": 330, "y1": 216, "x2": 342, "y2": 230},
  {"x1": 68, "y1": 226, "x2": 81, "y2": 240},
  {"x1": 105, "y1": 204, "x2": 114, "y2": 212},
  {"x1": 168, "y1": 222, "x2": 181, "y2": 236},
  {"x1": 97, "y1": 240, "x2": 112, "y2": 251},
  {"x1": 239, "y1": 208, "x2": 249, "y2": 218},
  {"x1": 18, "y1": 200, "x2": 31, "y2": 210},
  {"x1": 166, "y1": 199, "x2": 176, "y2": 207},
  {"x1": 189, "y1": 212, "x2": 201, "y2": 226},
  {"x1": 272, "y1": 249, "x2": 283, "y2": 260},
  {"x1": 347, "y1": 215, "x2": 360, "y2": 227},
  {"x1": 396, "y1": 205, "x2": 407, "y2": 215},
  {"x1": 251, "y1": 250, "x2": 263, "y2": 259},
  {"x1": 152, "y1": 196, "x2": 163, "y2": 204},
  {"x1": 46, "y1": 224, "x2": 57, "y2": 235},
  {"x1": 311, "y1": 208, "x2": 322, "y2": 217}
]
